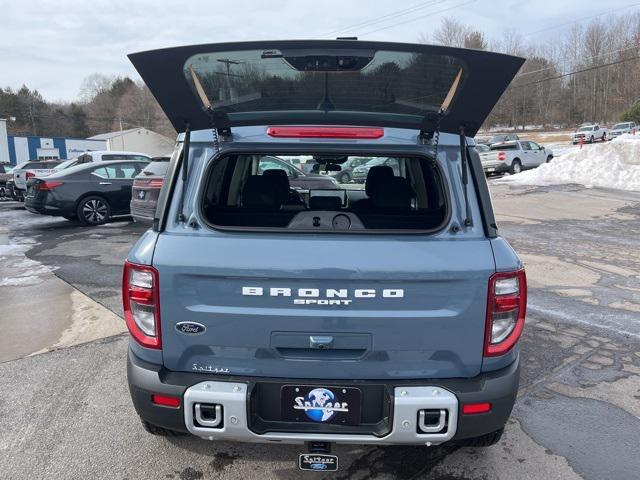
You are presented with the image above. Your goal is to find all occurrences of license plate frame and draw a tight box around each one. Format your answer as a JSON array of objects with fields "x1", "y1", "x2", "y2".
[
  {"x1": 299, "y1": 453, "x2": 338, "y2": 472},
  {"x1": 281, "y1": 385, "x2": 361, "y2": 425}
]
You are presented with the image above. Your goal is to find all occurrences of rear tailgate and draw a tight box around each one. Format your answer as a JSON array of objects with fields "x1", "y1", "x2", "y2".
[
  {"x1": 14, "y1": 168, "x2": 57, "y2": 189},
  {"x1": 153, "y1": 234, "x2": 495, "y2": 380}
]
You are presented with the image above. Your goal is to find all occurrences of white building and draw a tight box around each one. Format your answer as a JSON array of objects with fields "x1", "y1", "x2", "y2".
[{"x1": 89, "y1": 127, "x2": 174, "y2": 157}]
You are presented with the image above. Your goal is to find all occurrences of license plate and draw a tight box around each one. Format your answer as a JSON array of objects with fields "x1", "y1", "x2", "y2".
[
  {"x1": 281, "y1": 385, "x2": 361, "y2": 425},
  {"x1": 299, "y1": 454, "x2": 338, "y2": 472},
  {"x1": 486, "y1": 168, "x2": 495, "y2": 172}
]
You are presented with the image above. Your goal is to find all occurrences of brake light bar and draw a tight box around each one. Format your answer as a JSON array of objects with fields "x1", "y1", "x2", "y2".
[
  {"x1": 123, "y1": 261, "x2": 161, "y2": 349},
  {"x1": 484, "y1": 269, "x2": 527, "y2": 357},
  {"x1": 267, "y1": 126, "x2": 384, "y2": 139}
]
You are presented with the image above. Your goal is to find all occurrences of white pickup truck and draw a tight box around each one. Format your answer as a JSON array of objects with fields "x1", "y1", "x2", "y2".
[
  {"x1": 12, "y1": 160, "x2": 61, "y2": 201},
  {"x1": 478, "y1": 140, "x2": 554, "y2": 175},
  {"x1": 572, "y1": 124, "x2": 608, "y2": 144}
]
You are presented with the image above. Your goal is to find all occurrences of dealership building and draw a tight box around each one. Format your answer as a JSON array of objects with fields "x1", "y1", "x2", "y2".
[{"x1": 0, "y1": 119, "x2": 173, "y2": 165}]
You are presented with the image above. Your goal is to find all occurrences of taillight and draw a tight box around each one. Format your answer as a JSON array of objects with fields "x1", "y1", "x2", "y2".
[
  {"x1": 123, "y1": 261, "x2": 161, "y2": 349},
  {"x1": 37, "y1": 181, "x2": 63, "y2": 191},
  {"x1": 267, "y1": 126, "x2": 384, "y2": 139},
  {"x1": 497, "y1": 151, "x2": 506, "y2": 161},
  {"x1": 149, "y1": 179, "x2": 164, "y2": 188},
  {"x1": 484, "y1": 270, "x2": 527, "y2": 357},
  {"x1": 26, "y1": 171, "x2": 35, "y2": 179}
]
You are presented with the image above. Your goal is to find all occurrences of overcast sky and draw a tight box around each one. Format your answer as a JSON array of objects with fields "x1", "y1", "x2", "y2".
[{"x1": 1, "y1": 0, "x2": 637, "y2": 101}]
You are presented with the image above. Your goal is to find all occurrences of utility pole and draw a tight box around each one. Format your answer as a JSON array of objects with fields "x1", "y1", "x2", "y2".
[{"x1": 216, "y1": 58, "x2": 244, "y2": 101}]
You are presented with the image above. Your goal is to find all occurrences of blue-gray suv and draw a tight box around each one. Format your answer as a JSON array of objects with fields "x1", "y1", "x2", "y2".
[{"x1": 123, "y1": 40, "x2": 526, "y2": 470}]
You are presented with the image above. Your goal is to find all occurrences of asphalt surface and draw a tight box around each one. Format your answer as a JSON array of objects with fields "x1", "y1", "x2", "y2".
[{"x1": 1, "y1": 183, "x2": 639, "y2": 479}]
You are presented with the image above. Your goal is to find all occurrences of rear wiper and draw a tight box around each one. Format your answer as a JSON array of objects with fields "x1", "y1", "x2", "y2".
[{"x1": 459, "y1": 125, "x2": 473, "y2": 228}]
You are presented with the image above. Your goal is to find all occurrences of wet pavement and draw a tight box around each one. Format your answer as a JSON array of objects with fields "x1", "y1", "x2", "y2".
[{"x1": 0, "y1": 183, "x2": 639, "y2": 479}]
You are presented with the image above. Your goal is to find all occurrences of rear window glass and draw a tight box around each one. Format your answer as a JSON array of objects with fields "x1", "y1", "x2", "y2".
[
  {"x1": 490, "y1": 143, "x2": 518, "y2": 150},
  {"x1": 27, "y1": 162, "x2": 59, "y2": 169},
  {"x1": 184, "y1": 48, "x2": 463, "y2": 118},
  {"x1": 140, "y1": 159, "x2": 170, "y2": 177},
  {"x1": 200, "y1": 153, "x2": 448, "y2": 232}
]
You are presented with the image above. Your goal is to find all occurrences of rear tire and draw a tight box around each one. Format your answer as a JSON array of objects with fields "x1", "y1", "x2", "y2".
[
  {"x1": 510, "y1": 159, "x2": 522, "y2": 175},
  {"x1": 338, "y1": 172, "x2": 351, "y2": 184},
  {"x1": 140, "y1": 418, "x2": 186, "y2": 437},
  {"x1": 76, "y1": 196, "x2": 111, "y2": 226},
  {"x1": 546, "y1": 155, "x2": 553, "y2": 163},
  {"x1": 601, "y1": 132, "x2": 607, "y2": 142},
  {"x1": 589, "y1": 135, "x2": 595, "y2": 143},
  {"x1": 458, "y1": 428, "x2": 504, "y2": 447}
]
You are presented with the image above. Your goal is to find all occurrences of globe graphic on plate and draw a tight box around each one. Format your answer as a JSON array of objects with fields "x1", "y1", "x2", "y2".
[{"x1": 304, "y1": 388, "x2": 337, "y2": 422}]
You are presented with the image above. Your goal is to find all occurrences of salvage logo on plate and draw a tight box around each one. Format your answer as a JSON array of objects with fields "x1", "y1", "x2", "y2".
[{"x1": 299, "y1": 454, "x2": 338, "y2": 472}]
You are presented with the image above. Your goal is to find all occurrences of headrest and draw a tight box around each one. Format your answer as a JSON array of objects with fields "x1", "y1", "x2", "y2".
[
  {"x1": 242, "y1": 175, "x2": 281, "y2": 209},
  {"x1": 309, "y1": 196, "x2": 342, "y2": 210},
  {"x1": 371, "y1": 177, "x2": 413, "y2": 210},
  {"x1": 365, "y1": 165, "x2": 394, "y2": 196},
  {"x1": 262, "y1": 169, "x2": 290, "y2": 203}
]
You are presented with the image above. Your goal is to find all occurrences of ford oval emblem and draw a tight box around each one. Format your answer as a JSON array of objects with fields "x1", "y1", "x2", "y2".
[{"x1": 175, "y1": 321, "x2": 206, "y2": 335}]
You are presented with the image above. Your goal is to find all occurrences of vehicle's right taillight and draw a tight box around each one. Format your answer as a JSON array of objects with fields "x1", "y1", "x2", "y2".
[
  {"x1": 123, "y1": 261, "x2": 161, "y2": 349},
  {"x1": 497, "y1": 151, "x2": 506, "y2": 161},
  {"x1": 484, "y1": 270, "x2": 527, "y2": 357}
]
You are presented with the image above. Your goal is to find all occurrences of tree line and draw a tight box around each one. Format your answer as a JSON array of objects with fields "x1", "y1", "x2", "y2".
[
  {"x1": 3, "y1": 11, "x2": 640, "y2": 138},
  {"x1": 425, "y1": 13, "x2": 640, "y2": 130},
  {"x1": 0, "y1": 74, "x2": 174, "y2": 139}
]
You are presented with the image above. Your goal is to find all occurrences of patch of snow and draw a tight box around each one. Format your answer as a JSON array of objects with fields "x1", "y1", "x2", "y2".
[{"x1": 498, "y1": 136, "x2": 640, "y2": 191}]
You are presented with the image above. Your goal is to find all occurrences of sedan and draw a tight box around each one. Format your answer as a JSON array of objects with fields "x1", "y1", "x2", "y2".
[
  {"x1": 351, "y1": 157, "x2": 401, "y2": 183},
  {"x1": 24, "y1": 160, "x2": 149, "y2": 226}
]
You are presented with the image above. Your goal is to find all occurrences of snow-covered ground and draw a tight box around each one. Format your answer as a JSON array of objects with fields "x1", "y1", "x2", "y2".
[{"x1": 498, "y1": 134, "x2": 640, "y2": 191}]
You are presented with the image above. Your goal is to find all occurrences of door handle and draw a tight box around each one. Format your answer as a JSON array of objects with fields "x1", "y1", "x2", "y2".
[
  {"x1": 309, "y1": 336, "x2": 334, "y2": 349},
  {"x1": 99, "y1": 182, "x2": 112, "y2": 185}
]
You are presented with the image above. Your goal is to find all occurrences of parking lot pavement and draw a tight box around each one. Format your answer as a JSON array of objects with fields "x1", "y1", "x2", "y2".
[{"x1": 1, "y1": 185, "x2": 639, "y2": 479}]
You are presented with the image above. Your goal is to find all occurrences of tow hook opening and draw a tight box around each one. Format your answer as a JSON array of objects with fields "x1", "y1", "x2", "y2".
[
  {"x1": 306, "y1": 441, "x2": 332, "y2": 454},
  {"x1": 417, "y1": 409, "x2": 448, "y2": 434},
  {"x1": 194, "y1": 403, "x2": 223, "y2": 428}
]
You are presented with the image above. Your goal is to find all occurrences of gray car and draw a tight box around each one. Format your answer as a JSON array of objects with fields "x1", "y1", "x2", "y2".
[{"x1": 123, "y1": 40, "x2": 526, "y2": 468}]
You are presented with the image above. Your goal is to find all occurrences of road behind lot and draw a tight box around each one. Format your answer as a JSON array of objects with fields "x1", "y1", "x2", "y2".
[{"x1": 1, "y1": 183, "x2": 639, "y2": 479}]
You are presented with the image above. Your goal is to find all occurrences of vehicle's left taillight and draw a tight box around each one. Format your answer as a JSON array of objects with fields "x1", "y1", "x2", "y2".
[
  {"x1": 26, "y1": 171, "x2": 35, "y2": 179},
  {"x1": 484, "y1": 269, "x2": 527, "y2": 357},
  {"x1": 38, "y1": 181, "x2": 63, "y2": 191},
  {"x1": 123, "y1": 261, "x2": 161, "y2": 349}
]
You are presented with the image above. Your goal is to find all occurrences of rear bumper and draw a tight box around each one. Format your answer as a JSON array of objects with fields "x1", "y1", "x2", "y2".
[
  {"x1": 482, "y1": 162, "x2": 509, "y2": 174},
  {"x1": 128, "y1": 348, "x2": 519, "y2": 445}
]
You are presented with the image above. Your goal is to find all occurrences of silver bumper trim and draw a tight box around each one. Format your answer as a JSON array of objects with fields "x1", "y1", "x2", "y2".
[{"x1": 183, "y1": 381, "x2": 458, "y2": 445}]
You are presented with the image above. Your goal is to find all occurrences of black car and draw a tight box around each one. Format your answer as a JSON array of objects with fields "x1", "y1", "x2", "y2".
[
  {"x1": 130, "y1": 156, "x2": 170, "y2": 224},
  {"x1": 24, "y1": 160, "x2": 149, "y2": 226}
]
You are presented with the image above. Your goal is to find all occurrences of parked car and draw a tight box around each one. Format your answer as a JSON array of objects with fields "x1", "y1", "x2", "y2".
[
  {"x1": 479, "y1": 140, "x2": 553, "y2": 175},
  {"x1": 54, "y1": 150, "x2": 152, "y2": 171},
  {"x1": 608, "y1": 122, "x2": 636, "y2": 139},
  {"x1": 478, "y1": 133, "x2": 520, "y2": 145},
  {"x1": 0, "y1": 163, "x2": 14, "y2": 199},
  {"x1": 12, "y1": 160, "x2": 61, "y2": 200},
  {"x1": 351, "y1": 157, "x2": 401, "y2": 183},
  {"x1": 24, "y1": 159, "x2": 149, "y2": 225},
  {"x1": 326, "y1": 156, "x2": 372, "y2": 183},
  {"x1": 572, "y1": 124, "x2": 607, "y2": 144},
  {"x1": 123, "y1": 40, "x2": 527, "y2": 463},
  {"x1": 257, "y1": 155, "x2": 340, "y2": 190},
  {"x1": 131, "y1": 156, "x2": 171, "y2": 224}
]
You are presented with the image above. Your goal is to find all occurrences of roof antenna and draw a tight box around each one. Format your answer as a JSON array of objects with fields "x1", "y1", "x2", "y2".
[
  {"x1": 177, "y1": 121, "x2": 191, "y2": 223},
  {"x1": 459, "y1": 125, "x2": 473, "y2": 228}
]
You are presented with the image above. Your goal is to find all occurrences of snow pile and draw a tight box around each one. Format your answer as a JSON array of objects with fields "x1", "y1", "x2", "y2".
[{"x1": 498, "y1": 136, "x2": 640, "y2": 191}]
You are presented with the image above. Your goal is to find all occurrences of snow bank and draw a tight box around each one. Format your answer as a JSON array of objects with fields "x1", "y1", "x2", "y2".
[{"x1": 498, "y1": 135, "x2": 640, "y2": 191}]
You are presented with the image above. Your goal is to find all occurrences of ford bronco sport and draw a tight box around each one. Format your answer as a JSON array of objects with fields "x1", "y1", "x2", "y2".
[{"x1": 124, "y1": 40, "x2": 526, "y2": 471}]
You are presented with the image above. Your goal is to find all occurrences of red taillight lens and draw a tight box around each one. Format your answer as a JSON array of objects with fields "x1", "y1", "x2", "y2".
[
  {"x1": 148, "y1": 179, "x2": 164, "y2": 188},
  {"x1": 26, "y1": 171, "x2": 35, "y2": 179},
  {"x1": 497, "y1": 151, "x2": 506, "y2": 161},
  {"x1": 123, "y1": 261, "x2": 161, "y2": 349},
  {"x1": 462, "y1": 402, "x2": 492, "y2": 415},
  {"x1": 37, "y1": 181, "x2": 63, "y2": 191},
  {"x1": 267, "y1": 126, "x2": 384, "y2": 139},
  {"x1": 152, "y1": 394, "x2": 180, "y2": 408},
  {"x1": 484, "y1": 270, "x2": 527, "y2": 357}
]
